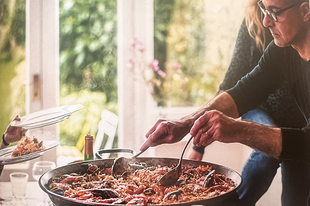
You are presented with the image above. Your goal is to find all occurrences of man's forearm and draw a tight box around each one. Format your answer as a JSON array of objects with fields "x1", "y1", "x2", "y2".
[
  {"x1": 184, "y1": 92, "x2": 282, "y2": 158},
  {"x1": 236, "y1": 120, "x2": 282, "y2": 158}
]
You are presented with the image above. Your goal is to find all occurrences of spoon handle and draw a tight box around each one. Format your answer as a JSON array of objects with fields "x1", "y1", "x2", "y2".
[
  {"x1": 178, "y1": 136, "x2": 194, "y2": 164},
  {"x1": 132, "y1": 147, "x2": 149, "y2": 158}
]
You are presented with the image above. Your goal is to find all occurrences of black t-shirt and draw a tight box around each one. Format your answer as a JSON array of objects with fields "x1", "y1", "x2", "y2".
[
  {"x1": 227, "y1": 41, "x2": 310, "y2": 163},
  {"x1": 193, "y1": 20, "x2": 305, "y2": 155},
  {"x1": 220, "y1": 20, "x2": 305, "y2": 128}
]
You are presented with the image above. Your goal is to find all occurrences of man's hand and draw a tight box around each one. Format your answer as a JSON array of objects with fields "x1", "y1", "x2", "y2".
[
  {"x1": 190, "y1": 110, "x2": 282, "y2": 158},
  {"x1": 140, "y1": 118, "x2": 190, "y2": 151},
  {"x1": 190, "y1": 110, "x2": 239, "y2": 147}
]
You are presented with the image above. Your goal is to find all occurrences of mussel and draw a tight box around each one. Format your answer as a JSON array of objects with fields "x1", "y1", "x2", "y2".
[
  {"x1": 88, "y1": 164, "x2": 99, "y2": 173},
  {"x1": 80, "y1": 163, "x2": 100, "y2": 174},
  {"x1": 91, "y1": 189, "x2": 121, "y2": 199},
  {"x1": 163, "y1": 190, "x2": 183, "y2": 202},
  {"x1": 143, "y1": 188, "x2": 156, "y2": 196},
  {"x1": 111, "y1": 199, "x2": 126, "y2": 204},
  {"x1": 50, "y1": 187, "x2": 64, "y2": 196},
  {"x1": 100, "y1": 180, "x2": 113, "y2": 188}
]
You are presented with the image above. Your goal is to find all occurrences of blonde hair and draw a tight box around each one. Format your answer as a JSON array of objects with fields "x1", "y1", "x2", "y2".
[{"x1": 245, "y1": 0, "x2": 267, "y2": 51}]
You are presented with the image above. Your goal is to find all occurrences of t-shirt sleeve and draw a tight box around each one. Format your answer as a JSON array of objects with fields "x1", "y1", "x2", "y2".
[
  {"x1": 227, "y1": 42, "x2": 310, "y2": 164},
  {"x1": 280, "y1": 127, "x2": 310, "y2": 163},
  {"x1": 227, "y1": 41, "x2": 286, "y2": 116}
]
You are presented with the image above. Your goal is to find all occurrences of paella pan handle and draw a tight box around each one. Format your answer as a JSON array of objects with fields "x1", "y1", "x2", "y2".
[{"x1": 95, "y1": 148, "x2": 135, "y2": 159}]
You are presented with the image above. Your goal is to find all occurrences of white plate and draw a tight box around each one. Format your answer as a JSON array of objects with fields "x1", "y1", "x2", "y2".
[
  {"x1": 22, "y1": 115, "x2": 70, "y2": 130},
  {"x1": 10, "y1": 104, "x2": 83, "y2": 129},
  {"x1": 0, "y1": 140, "x2": 59, "y2": 165}
]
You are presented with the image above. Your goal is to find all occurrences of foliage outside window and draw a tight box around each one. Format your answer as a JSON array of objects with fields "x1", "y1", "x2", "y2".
[
  {"x1": 0, "y1": 0, "x2": 26, "y2": 135},
  {"x1": 59, "y1": 0, "x2": 117, "y2": 148},
  {"x1": 154, "y1": 0, "x2": 246, "y2": 107}
]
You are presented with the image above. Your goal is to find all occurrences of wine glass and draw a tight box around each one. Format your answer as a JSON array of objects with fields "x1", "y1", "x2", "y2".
[
  {"x1": 32, "y1": 161, "x2": 56, "y2": 181},
  {"x1": 32, "y1": 161, "x2": 56, "y2": 205}
]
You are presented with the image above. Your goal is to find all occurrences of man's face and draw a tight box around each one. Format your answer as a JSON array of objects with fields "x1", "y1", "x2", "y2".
[{"x1": 262, "y1": 0, "x2": 306, "y2": 47}]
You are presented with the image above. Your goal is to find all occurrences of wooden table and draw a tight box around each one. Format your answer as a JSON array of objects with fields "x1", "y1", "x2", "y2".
[{"x1": 0, "y1": 181, "x2": 52, "y2": 206}]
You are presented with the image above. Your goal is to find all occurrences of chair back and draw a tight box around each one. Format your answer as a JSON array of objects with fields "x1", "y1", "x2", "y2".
[{"x1": 93, "y1": 110, "x2": 118, "y2": 157}]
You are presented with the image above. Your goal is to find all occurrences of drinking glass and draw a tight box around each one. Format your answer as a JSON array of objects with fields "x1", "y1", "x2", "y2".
[
  {"x1": 10, "y1": 172, "x2": 29, "y2": 206},
  {"x1": 32, "y1": 161, "x2": 56, "y2": 181},
  {"x1": 32, "y1": 161, "x2": 56, "y2": 205}
]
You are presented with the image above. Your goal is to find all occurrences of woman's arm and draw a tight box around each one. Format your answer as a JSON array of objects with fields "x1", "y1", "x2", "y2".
[{"x1": 0, "y1": 115, "x2": 26, "y2": 175}]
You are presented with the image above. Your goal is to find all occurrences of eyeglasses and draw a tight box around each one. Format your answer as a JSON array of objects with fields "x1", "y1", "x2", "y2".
[{"x1": 257, "y1": 0, "x2": 303, "y2": 22}]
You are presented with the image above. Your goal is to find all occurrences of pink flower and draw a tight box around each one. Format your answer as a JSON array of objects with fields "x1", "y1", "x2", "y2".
[
  {"x1": 127, "y1": 58, "x2": 135, "y2": 70},
  {"x1": 174, "y1": 63, "x2": 181, "y2": 68},
  {"x1": 177, "y1": 69, "x2": 182, "y2": 75},
  {"x1": 182, "y1": 77, "x2": 189, "y2": 85},
  {"x1": 157, "y1": 70, "x2": 166, "y2": 78},
  {"x1": 130, "y1": 37, "x2": 137, "y2": 48},
  {"x1": 149, "y1": 59, "x2": 160, "y2": 71},
  {"x1": 137, "y1": 42, "x2": 145, "y2": 52},
  {"x1": 149, "y1": 59, "x2": 159, "y2": 67},
  {"x1": 131, "y1": 36, "x2": 145, "y2": 52}
]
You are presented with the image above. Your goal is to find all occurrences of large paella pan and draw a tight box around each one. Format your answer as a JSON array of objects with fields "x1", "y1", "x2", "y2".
[{"x1": 39, "y1": 157, "x2": 242, "y2": 206}]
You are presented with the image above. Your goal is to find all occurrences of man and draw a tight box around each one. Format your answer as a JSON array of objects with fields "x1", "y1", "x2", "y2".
[{"x1": 141, "y1": 0, "x2": 310, "y2": 204}]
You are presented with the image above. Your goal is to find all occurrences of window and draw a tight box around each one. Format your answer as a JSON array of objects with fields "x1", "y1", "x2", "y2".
[
  {"x1": 152, "y1": 0, "x2": 247, "y2": 107},
  {"x1": 0, "y1": 0, "x2": 26, "y2": 141},
  {"x1": 1, "y1": 0, "x2": 248, "y2": 170},
  {"x1": 57, "y1": 0, "x2": 118, "y2": 164},
  {"x1": 119, "y1": 1, "x2": 248, "y2": 156},
  {"x1": 0, "y1": 0, "x2": 59, "y2": 180}
]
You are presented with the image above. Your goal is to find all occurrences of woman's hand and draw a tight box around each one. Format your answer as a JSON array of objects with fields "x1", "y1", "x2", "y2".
[{"x1": 3, "y1": 115, "x2": 27, "y2": 145}]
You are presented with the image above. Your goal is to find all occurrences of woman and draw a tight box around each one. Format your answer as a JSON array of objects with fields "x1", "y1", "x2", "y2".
[{"x1": 189, "y1": 0, "x2": 309, "y2": 205}]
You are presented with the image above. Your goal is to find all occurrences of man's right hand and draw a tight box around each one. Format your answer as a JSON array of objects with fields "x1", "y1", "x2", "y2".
[{"x1": 140, "y1": 118, "x2": 190, "y2": 151}]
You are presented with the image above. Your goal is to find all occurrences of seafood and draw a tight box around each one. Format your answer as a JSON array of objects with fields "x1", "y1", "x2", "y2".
[
  {"x1": 48, "y1": 163, "x2": 236, "y2": 205},
  {"x1": 11, "y1": 136, "x2": 46, "y2": 157}
]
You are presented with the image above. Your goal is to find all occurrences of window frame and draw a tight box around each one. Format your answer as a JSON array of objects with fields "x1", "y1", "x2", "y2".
[{"x1": 2, "y1": 0, "x2": 59, "y2": 180}]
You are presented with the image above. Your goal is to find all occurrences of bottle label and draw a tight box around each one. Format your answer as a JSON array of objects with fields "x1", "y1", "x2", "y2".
[{"x1": 84, "y1": 134, "x2": 94, "y2": 161}]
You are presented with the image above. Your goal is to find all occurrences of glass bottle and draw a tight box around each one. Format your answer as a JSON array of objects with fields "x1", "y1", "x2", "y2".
[{"x1": 84, "y1": 134, "x2": 94, "y2": 161}]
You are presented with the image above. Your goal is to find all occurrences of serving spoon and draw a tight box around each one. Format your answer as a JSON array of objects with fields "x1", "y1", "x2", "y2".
[
  {"x1": 158, "y1": 136, "x2": 194, "y2": 186},
  {"x1": 111, "y1": 147, "x2": 149, "y2": 177}
]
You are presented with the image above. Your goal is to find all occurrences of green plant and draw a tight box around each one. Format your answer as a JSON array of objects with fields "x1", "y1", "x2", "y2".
[{"x1": 59, "y1": 0, "x2": 117, "y2": 103}]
